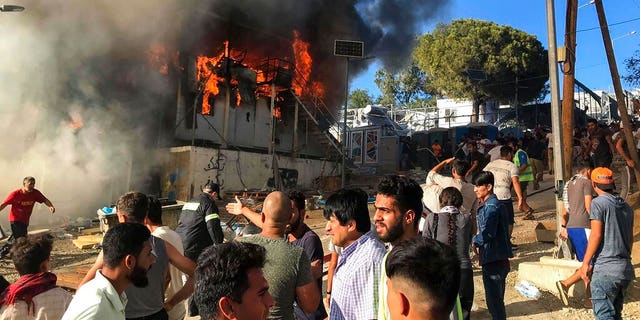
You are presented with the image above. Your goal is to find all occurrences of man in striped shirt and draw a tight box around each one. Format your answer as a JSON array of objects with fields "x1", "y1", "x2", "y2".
[{"x1": 324, "y1": 188, "x2": 386, "y2": 320}]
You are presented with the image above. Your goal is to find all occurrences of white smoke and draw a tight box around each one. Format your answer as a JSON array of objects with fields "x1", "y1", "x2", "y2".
[{"x1": 0, "y1": 0, "x2": 191, "y2": 228}]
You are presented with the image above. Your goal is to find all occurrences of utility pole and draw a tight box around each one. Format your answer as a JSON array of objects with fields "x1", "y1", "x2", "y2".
[
  {"x1": 547, "y1": 0, "x2": 567, "y2": 254},
  {"x1": 561, "y1": 0, "x2": 578, "y2": 180},
  {"x1": 594, "y1": 0, "x2": 640, "y2": 184},
  {"x1": 334, "y1": 39, "x2": 364, "y2": 188},
  {"x1": 342, "y1": 58, "x2": 349, "y2": 188}
]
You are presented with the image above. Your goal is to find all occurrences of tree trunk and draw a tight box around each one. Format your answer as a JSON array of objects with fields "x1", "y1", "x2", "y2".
[{"x1": 472, "y1": 98, "x2": 480, "y2": 123}]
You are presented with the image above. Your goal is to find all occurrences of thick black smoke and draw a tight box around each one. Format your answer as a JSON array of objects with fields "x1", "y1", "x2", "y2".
[{"x1": 182, "y1": 0, "x2": 450, "y2": 108}]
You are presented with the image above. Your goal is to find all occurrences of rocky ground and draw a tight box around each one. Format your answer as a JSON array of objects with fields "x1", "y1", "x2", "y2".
[{"x1": 2, "y1": 172, "x2": 640, "y2": 319}]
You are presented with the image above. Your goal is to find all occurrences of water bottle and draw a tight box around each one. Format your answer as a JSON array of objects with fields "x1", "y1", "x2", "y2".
[{"x1": 515, "y1": 280, "x2": 541, "y2": 299}]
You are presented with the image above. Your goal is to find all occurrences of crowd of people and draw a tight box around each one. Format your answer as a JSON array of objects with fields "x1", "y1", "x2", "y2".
[{"x1": 0, "y1": 118, "x2": 636, "y2": 320}]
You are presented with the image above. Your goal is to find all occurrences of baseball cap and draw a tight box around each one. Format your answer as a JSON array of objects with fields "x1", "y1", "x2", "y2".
[{"x1": 591, "y1": 167, "x2": 615, "y2": 190}]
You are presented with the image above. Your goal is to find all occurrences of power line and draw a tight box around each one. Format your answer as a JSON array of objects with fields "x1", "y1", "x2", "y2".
[{"x1": 577, "y1": 16, "x2": 640, "y2": 32}]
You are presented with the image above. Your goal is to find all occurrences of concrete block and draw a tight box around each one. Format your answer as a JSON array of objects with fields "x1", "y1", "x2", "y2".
[
  {"x1": 518, "y1": 256, "x2": 586, "y2": 299},
  {"x1": 535, "y1": 221, "x2": 557, "y2": 243},
  {"x1": 539, "y1": 256, "x2": 582, "y2": 268}
]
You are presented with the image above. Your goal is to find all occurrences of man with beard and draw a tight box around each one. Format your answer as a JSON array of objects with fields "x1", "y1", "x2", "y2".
[
  {"x1": 79, "y1": 192, "x2": 196, "y2": 320},
  {"x1": 375, "y1": 175, "x2": 421, "y2": 320},
  {"x1": 375, "y1": 175, "x2": 462, "y2": 320},
  {"x1": 62, "y1": 223, "x2": 156, "y2": 320},
  {"x1": 194, "y1": 241, "x2": 275, "y2": 320},
  {"x1": 323, "y1": 188, "x2": 386, "y2": 320}
]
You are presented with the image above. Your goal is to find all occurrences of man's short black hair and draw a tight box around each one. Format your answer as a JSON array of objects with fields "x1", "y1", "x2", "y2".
[
  {"x1": 147, "y1": 195, "x2": 163, "y2": 225},
  {"x1": 116, "y1": 191, "x2": 149, "y2": 223},
  {"x1": 386, "y1": 237, "x2": 461, "y2": 318},
  {"x1": 102, "y1": 222, "x2": 151, "y2": 268},
  {"x1": 500, "y1": 145, "x2": 513, "y2": 157},
  {"x1": 474, "y1": 171, "x2": 495, "y2": 187},
  {"x1": 377, "y1": 175, "x2": 423, "y2": 228},
  {"x1": 323, "y1": 188, "x2": 371, "y2": 233},
  {"x1": 11, "y1": 235, "x2": 53, "y2": 275},
  {"x1": 452, "y1": 159, "x2": 470, "y2": 179},
  {"x1": 22, "y1": 176, "x2": 35, "y2": 184},
  {"x1": 288, "y1": 191, "x2": 306, "y2": 212},
  {"x1": 195, "y1": 241, "x2": 267, "y2": 320},
  {"x1": 203, "y1": 182, "x2": 221, "y2": 200}
]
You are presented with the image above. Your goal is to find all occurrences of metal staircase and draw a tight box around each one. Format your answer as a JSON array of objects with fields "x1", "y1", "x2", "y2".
[{"x1": 256, "y1": 58, "x2": 345, "y2": 160}]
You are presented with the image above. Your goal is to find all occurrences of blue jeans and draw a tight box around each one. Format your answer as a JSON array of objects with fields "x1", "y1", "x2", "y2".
[
  {"x1": 482, "y1": 260, "x2": 510, "y2": 320},
  {"x1": 590, "y1": 273, "x2": 630, "y2": 320}
]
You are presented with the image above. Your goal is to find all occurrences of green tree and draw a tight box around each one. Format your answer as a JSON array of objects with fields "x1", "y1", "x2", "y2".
[
  {"x1": 348, "y1": 89, "x2": 374, "y2": 109},
  {"x1": 374, "y1": 62, "x2": 435, "y2": 110},
  {"x1": 414, "y1": 19, "x2": 548, "y2": 122}
]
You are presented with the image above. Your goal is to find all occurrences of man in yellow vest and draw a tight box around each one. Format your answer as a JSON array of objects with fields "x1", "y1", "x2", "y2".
[{"x1": 509, "y1": 140, "x2": 535, "y2": 220}]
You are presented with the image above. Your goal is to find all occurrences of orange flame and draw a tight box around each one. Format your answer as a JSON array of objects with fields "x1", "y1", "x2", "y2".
[
  {"x1": 196, "y1": 50, "x2": 225, "y2": 114},
  {"x1": 194, "y1": 33, "x2": 325, "y2": 113},
  {"x1": 67, "y1": 112, "x2": 84, "y2": 130},
  {"x1": 273, "y1": 106, "x2": 282, "y2": 119},
  {"x1": 292, "y1": 31, "x2": 312, "y2": 96},
  {"x1": 147, "y1": 42, "x2": 176, "y2": 75}
]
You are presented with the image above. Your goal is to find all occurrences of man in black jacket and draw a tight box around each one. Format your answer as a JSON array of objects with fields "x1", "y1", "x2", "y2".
[
  {"x1": 176, "y1": 182, "x2": 224, "y2": 316},
  {"x1": 177, "y1": 183, "x2": 224, "y2": 261}
]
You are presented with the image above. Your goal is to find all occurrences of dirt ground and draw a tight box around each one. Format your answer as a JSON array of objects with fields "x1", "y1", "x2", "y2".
[{"x1": 2, "y1": 172, "x2": 640, "y2": 319}]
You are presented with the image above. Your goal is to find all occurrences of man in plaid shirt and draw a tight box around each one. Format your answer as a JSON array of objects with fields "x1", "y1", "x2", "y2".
[{"x1": 324, "y1": 188, "x2": 386, "y2": 320}]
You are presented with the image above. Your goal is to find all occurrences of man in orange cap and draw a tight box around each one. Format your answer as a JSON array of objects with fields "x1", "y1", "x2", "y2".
[{"x1": 580, "y1": 167, "x2": 634, "y2": 319}]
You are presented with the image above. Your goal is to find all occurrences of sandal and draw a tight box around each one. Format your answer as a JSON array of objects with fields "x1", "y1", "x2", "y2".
[
  {"x1": 556, "y1": 281, "x2": 569, "y2": 306},
  {"x1": 522, "y1": 210, "x2": 536, "y2": 220}
]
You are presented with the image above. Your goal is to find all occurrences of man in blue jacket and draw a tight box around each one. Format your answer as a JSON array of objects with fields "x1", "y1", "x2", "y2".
[{"x1": 472, "y1": 171, "x2": 513, "y2": 320}]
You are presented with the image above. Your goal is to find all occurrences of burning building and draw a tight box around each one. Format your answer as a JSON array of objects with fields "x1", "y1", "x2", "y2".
[{"x1": 0, "y1": 0, "x2": 448, "y2": 223}]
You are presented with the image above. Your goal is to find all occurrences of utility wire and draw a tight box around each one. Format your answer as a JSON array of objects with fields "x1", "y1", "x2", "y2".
[{"x1": 577, "y1": 16, "x2": 640, "y2": 32}]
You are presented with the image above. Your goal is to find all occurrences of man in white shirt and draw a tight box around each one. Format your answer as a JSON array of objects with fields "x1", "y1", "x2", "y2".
[
  {"x1": 488, "y1": 138, "x2": 505, "y2": 162},
  {"x1": 483, "y1": 146, "x2": 525, "y2": 249},
  {"x1": 421, "y1": 158, "x2": 477, "y2": 232},
  {"x1": 62, "y1": 223, "x2": 156, "y2": 320}
]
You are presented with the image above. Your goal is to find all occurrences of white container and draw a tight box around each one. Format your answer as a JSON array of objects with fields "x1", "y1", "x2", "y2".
[{"x1": 97, "y1": 208, "x2": 118, "y2": 233}]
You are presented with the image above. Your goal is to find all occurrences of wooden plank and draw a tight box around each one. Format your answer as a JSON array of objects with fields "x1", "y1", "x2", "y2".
[
  {"x1": 80, "y1": 227, "x2": 102, "y2": 235},
  {"x1": 71, "y1": 235, "x2": 102, "y2": 249},
  {"x1": 77, "y1": 234, "x2": 103, "y2": 241},
  {"x1": 72, "y1": 240, "x2": 98, "y2": 249},
  {"x1": 28, "y1": 229, "x2": 50, "y2": 236}
]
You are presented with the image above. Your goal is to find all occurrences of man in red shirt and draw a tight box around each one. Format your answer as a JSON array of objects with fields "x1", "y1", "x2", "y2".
[{"x1": 0, "y1": 176, "x2": 55, "y2": 241}]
